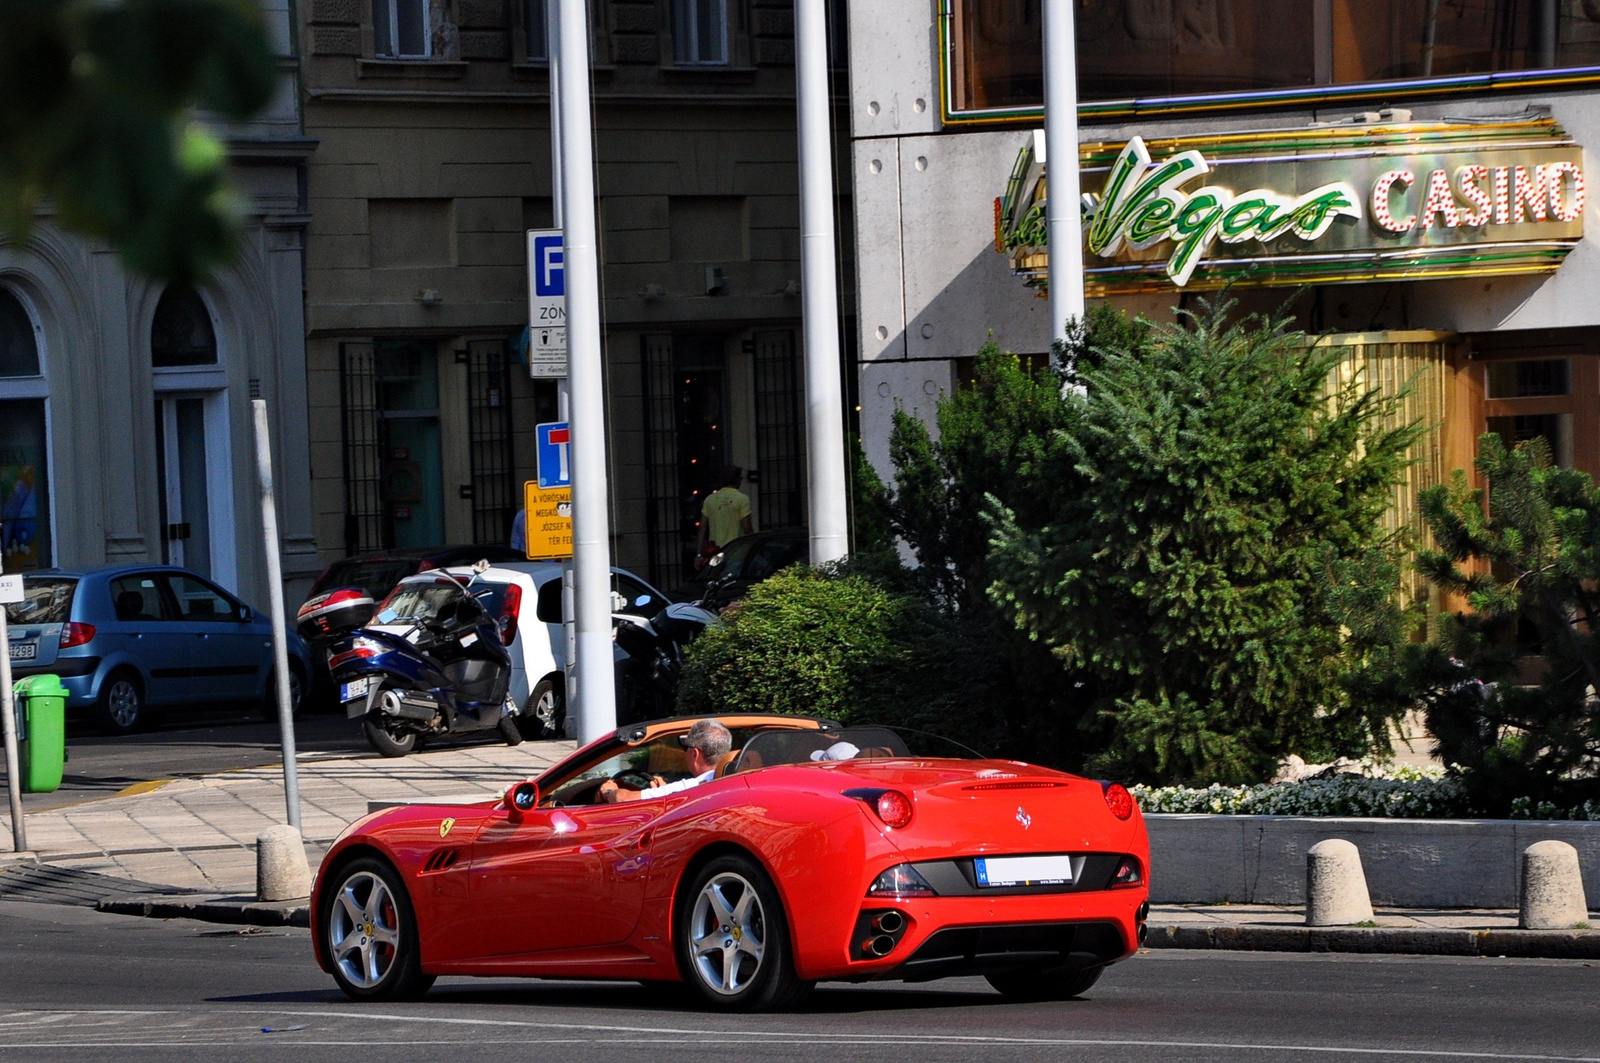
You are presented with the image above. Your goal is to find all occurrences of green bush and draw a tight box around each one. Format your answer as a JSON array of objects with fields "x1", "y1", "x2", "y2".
[{"x1": 676, "y1": 566, "x2": 1008, "y2": 752}]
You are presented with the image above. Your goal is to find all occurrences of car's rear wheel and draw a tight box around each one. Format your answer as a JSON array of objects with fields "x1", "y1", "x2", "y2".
[
  {"x1": 96, "y1": 670, "x2": 144, "y2": 736},
  {"x1": 675, "y1": 854, "x2": 811, "y2": 1011},
  {"x1": 986, "y1": 965, "x2": 1104, "y2": 1001},
  {"x1": 516, "y1": 677, "x2": 564, "y2": 740},
  {"x1": 362, "y1": 715, "x2": 416, "y2": 758},
  {"x1": 320, "y1": 856, "x2": 434, "y2": 1001}
]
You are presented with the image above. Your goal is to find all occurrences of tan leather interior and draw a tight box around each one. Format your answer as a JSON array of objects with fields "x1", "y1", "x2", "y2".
[{"x1": 714, "y1": 748, "x2": 742, "y2": 779}]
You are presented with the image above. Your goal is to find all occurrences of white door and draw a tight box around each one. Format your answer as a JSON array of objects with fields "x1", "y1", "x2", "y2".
[{"x1": 155, "y1": 393, "x2": 235, "y2": 585}]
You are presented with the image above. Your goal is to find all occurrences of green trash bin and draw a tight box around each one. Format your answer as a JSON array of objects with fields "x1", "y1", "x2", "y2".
[{"x1": 13, "y1": 673, "x2": 66, "y2": 793}]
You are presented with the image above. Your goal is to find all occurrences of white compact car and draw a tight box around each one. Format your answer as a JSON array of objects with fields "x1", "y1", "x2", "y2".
[{"x1": 441, "y1": 562, "x2": 670, "y2": 739}]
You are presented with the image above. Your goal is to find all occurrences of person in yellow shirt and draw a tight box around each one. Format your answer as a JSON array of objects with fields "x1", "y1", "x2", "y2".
[{"x1": 698, "y1": 465, "x2": 754, "y2": 554}]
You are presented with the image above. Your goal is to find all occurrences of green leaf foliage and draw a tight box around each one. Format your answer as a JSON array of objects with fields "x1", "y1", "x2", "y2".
[
  {"x1": 0, "y1": 0, "x2": 277, "y2": 282},
  {"x1": 676, "y1": 565, "x2": 1010, "y2": 753},
  {"x1": 1405, "y1": 433, "x2": 1600, "y2": 812},
  {"x1": 986, "y1": 298, "x2": 1422, "y2": 785}
]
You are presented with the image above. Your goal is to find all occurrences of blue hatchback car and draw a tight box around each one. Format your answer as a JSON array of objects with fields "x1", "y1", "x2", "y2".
[{"x1": 4, "y1": 565, "x2": 312, "y2": 735}]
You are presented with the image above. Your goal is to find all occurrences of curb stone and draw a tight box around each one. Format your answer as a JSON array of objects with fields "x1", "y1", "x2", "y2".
[
  {"x1": 97, "y1": 893, "x2": 310, "y2": 928},
  {"x1": 1146, "y1": 923, "x2": 1600, "y2": 959}
]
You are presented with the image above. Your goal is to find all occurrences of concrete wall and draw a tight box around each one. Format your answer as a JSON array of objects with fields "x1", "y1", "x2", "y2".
[{"x1": 1148, "y1": 815, "x2": 1600, "y2": 909}]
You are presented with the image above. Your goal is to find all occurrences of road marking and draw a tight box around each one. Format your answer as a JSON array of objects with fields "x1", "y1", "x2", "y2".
[{"x1": 113, "y1": 780, "x2": 174, "y2": 797}]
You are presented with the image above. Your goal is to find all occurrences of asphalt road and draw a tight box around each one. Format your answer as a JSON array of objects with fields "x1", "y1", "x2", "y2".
[
  {"x1": 4, "y1": 706, "x2": 513, "y2": 813},
  {"x1": 1, "y1": 899, "x2": 1597, "y2": 1062}
]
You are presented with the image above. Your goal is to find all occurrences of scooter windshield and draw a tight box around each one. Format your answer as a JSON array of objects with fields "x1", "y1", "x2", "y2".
[{"x1": 373, "y1": 577, "x2": 466, "y2": 625}]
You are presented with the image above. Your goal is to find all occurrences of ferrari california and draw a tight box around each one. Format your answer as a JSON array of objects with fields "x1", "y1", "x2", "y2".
[{"x1": 311, "y1": 714, "x2": 1151, "y2": 1010}]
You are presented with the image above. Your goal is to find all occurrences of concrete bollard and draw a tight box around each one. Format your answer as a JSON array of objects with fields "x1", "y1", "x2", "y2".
[
  {"x1": 256, "y1": 824, "x2": 313, "y2": 902},
  {"x1": 1520, "y1": 840, "x2": 1590, "y2": 929},
  {"x1": 1306, "y1": 838, "x2": 1375, "y2": 926}
]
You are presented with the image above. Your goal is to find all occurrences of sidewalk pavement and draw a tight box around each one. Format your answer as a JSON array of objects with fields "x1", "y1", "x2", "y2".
[
  {"x1": 5, "y1": 747, "x2": 1600, "y2": 958},
  {"x1": 1, "y1": 737, "x2": 574, "y2": 894}
]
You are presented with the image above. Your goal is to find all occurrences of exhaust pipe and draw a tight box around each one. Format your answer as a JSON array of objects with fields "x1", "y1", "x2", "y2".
[
  {"x1": 379, "y1": 688, "x2": 437, "y2": 722},
  {"x1": 865, "y1": 934, "x2": 896, "y2": 958},
  {"x1": 871, "y1": 911, "x2": 905, "y2": 934},
  {"x1": 1137, "y1": 922, "x2": 1149, "y2": 945}
]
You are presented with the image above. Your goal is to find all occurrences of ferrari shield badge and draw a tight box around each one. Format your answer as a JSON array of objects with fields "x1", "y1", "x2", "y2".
[
  {"x1": 439, "y1": 817, "x2": 456, "y2": 838},
  {"x1": 1015, "y1": 807, "x2": 1032, "y2": 830}
]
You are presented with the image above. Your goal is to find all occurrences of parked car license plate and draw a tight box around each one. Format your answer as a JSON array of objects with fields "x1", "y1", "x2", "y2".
[
  {"x1": 340, "y1": 677, "x2": 373, "y2": 703},
  {"x1": 8, "y1": 641, "x2": 36, "y2": 662},
  {"x1": 974, "y1": 855, "x2": 1074, "y2": 887}
]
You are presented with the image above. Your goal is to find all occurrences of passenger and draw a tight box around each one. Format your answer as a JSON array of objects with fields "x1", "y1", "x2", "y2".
[
  {"x1": 809, "y1": 740, "x2": 860, "y2": 762},
  {"x1": 597, "y1": 719, "x2": 733, "y2": 803}
]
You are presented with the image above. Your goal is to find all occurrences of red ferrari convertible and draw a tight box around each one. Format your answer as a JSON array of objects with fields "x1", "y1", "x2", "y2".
[{"x1": 311, "y1": 714, "x2": 1150, "y2": 1010}]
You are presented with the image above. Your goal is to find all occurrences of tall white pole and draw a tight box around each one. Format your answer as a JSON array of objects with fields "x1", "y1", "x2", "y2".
[
  {"x1": 0, "y1": 594, "x2": 25, "y2": 853},
  {"x1": 1044, "y1": 0, "x2": 1085, "y2": 348},
  {"x1": 556, "y1": 0, "x2": 617, "y2": 743},
  {"x1": 795, "y1": 0, "x2": 849, "y2": 565},
  {"x1": 253, "y1": 399, "x2": 302, "y2": 830},
  {"x1": 546, "y1": 0, "x2": 578, "y2": 733}
]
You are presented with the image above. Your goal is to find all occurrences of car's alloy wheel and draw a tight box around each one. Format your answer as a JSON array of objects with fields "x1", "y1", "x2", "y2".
[
  {"x1": 97, "y1": 673, "x2": 143, "y2": 736},
  {"x1": 260, "y1": 665, "x2": 305, "y2": 722},
  {"x1": 676, "y1": 855, "x2": 810, "y2": 1011},
  {"x1": 516, "y1": 678, "x2": 563, "y2": 740},
  {"x1": 320, "y1": 857, "x2": 433, "y2": 1001}
]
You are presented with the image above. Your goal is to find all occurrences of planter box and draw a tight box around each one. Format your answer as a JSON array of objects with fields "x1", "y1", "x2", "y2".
[{"x1": 1146, "y1": 814, "x2": 1600, "y2": 908}]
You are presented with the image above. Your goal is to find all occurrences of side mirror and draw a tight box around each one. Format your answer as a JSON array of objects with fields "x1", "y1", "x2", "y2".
[
  {"x1": 239, "y1": 606, "x2": 253, "y2": 623},
  {"x1": 506, "y1": 780, "x2": 540, "y2": 819}
]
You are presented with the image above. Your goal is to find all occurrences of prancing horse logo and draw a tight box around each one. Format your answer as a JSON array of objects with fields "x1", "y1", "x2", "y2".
[{"x1": 1015, "y1": 806, "x2": 1031, "y2": 830}]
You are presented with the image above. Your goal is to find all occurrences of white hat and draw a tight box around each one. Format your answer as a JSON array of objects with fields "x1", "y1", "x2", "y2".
[{"x1": 810, "y1": 740, "x2": 860, "y2": 762}]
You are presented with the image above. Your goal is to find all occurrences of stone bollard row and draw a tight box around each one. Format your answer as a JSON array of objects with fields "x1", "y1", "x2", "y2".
[
  {"x1": 257, "y1": 824, "x2": 313, "y2": 902},
  {"x1": 1521, "y1": 840, "x2": 1590, "y2": 930},
  {"x1": 1305, "y1": 838, "x2": 1374, "y2": 926}
]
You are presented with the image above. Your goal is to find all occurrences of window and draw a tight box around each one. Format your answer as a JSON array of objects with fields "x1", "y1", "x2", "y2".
[
  {"x1": 374, "y1": 0, "x2": 431, "y2": 58},
  {"x1": 1, "y1": 286, "x2": 50, "y2": 571},
  {"x1": 151, "y1": 288, "x2": 217, "y2": 368},
  {"x1": 4, "y1": 577, "x2": 75, "y2": 626},
  {"x1": 109, "y1": 576, "x2": 173, "y2": 623},
  {"x1": 525, "y1": 0, "x2": 548, "y2": 60},
  {"x1": 673, "y1": 0, "x2": 728, "y2": 65},
  {"x1": 164, "y1": 574, "x2": 243, "y2": 622},
  {"x1": 1487, "y1": 359, "x2": 1571, "y2": 399},
  {"x1": 946, "y1": 0, "x2": 1600, "y2": 119}
]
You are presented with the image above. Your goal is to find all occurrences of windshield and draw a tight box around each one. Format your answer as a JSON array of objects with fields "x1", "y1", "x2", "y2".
[
  {"x1": 733, "y1": 725, "x2": 981, "y2": 773},
  {"x1": 5, "y1": 577, "x2": 76, "y2": 625},
  {"x1": 373, "y1": 578, "x2": 468, "y2": 624}
]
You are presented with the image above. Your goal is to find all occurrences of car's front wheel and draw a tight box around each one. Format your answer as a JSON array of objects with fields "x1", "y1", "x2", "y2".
[
  {"x1": 986, "y1": 964, "x2": 1104, "y2": 1001},
  {"x1": 675, "y1": 854, "x2": 811, "y2": 1011},
  {"x1": 259, "y1": 664, "x2": 306, "y2": 722},
  {"x1": 96, "y1": 670, "x2": 145, "y2": 736},
  {"x1": 320, "y1": 856, "x2": 434, "y2": 1001}
]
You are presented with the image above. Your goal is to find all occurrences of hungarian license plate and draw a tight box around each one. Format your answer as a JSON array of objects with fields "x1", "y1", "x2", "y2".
[
  {"x1": 8, "y1": 641, "x2": 36, "y2": 662},
  {"x1": 340, "y1": 677, "x2": 373, "y2": 703},
  {"x1": 974, "y1": 855, "x2": 1074, "y2": 888}
]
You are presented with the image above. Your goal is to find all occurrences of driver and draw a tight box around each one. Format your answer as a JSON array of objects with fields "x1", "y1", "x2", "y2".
[{"x1": 598, "y1": 719, "x2": 732, "y2": 803}]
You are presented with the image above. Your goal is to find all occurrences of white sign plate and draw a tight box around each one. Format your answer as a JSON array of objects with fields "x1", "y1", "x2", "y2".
[
  {"x1": 527, "y1": 229, "x2": 568, "y2": 379},
  {"x1": 0, "y1": 574, "x2": 22, "y2": 605}
]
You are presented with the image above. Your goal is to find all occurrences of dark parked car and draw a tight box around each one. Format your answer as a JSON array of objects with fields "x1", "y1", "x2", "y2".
[
  {"x1": 675, "y1": 528, "x2": 807, "y2": 608},
  {"x1": 4, "y1": 565, "x2": 314, "y2": 735},
  {"x1": 301, "y1": 544, "x2": 525, "y2": 703}
]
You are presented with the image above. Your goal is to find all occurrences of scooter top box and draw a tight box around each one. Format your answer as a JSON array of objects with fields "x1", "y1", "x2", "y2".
[{"x1": 296, "y1": 587, "x2": 377, "y2": 640}]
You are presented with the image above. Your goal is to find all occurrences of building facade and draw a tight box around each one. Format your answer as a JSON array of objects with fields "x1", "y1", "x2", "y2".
[
  {"x1": 297, "y1": 0, "x2": 849, "y2": 592},
  {"x1": 849, "y1": 1, "x2": 1600, "y2": 537},
  {"x1": 0, "y1": 0, "x2": 315, "y2": 607}
]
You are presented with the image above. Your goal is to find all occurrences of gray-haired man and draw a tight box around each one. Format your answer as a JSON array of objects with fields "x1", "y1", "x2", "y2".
[{"x1": 597, "y1": 719, "x2": 733, "y2": 803}]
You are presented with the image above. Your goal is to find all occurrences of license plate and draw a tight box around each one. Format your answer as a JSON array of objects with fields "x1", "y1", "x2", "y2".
[
  {"x1": 8, "y1": 642, "x2": 36, "y2": 662},
  {"x1": 974, "y1": 855, "x2": 1074, "y2": 888},
  {"x1": 340, "y1": 677, "x2": 373, "y2": 703}
]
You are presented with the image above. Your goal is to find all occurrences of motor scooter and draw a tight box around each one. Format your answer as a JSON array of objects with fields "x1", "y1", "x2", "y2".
[
  {"x1": 611, "y1": 577, "x2": 726, "y2": 724},
  {"x1": 296, "y1": 563, "x2": 522, "y2": 757}
]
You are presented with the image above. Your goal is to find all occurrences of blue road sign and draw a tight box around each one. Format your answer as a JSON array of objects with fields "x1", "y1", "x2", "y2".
[
  {"x1": 533, "y1": 235, "x2": 565, "y2": 298},
  {"x1": 537, "y1": 422, "x2": 571, "y2": 488}
]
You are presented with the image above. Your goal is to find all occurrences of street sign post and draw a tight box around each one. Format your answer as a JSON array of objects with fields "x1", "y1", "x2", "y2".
[
  {"x1": 536, "y1": 421, "x2": 571, "y2": 488},
  {"x1": 527, "y1": 229, "x2": 568, "y2": 379},
  {"x1": 523, "y1": 481, "x2": 574, "y2": 560},
  {"x1": 1, "y1": 571, "x2": 25, "y2": 852}
]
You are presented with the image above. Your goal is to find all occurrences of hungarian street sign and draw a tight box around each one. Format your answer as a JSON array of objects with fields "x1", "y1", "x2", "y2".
[
  {"x1": 524, "y1": 482, "x2": 573, "y2": 560},
  {"x1": 0, "y1": 574, "x2": 20, "y2": 604},
  {"x1": 536, "y1": 422, "x2": 572, "y2": 489},
  {"x1": 526, "y1": 229, "x2": 568, "y2": 379}
]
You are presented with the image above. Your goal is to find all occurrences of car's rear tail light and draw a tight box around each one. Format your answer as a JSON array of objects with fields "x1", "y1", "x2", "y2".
[
  {"x1": 875, "y1": 790, "x2": 913, "y2": 829},
  {"x1": 1102, "y1": 781, "x2": 1135, "y2": 820},
  {"x1": 58, "y1": 623, "x2": 95, "y2": 649},
  {"x1": 1110, "y1": 856, "x2": 1143, "y2": 889},
  {"x1": 498, "y1": 583, "x2": 522, "y2": 646},
  {"x1": 867, "y1": 864, "x2": 935, "y2": 897}
]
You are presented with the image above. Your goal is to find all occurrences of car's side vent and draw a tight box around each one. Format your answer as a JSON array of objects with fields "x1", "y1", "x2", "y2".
[
  {"x1": 962, "y1": 781, "x2": 1069, "y2": 792},
  {"x1": 421, "y1": 848, "x2": 461, "y2": 873}
]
